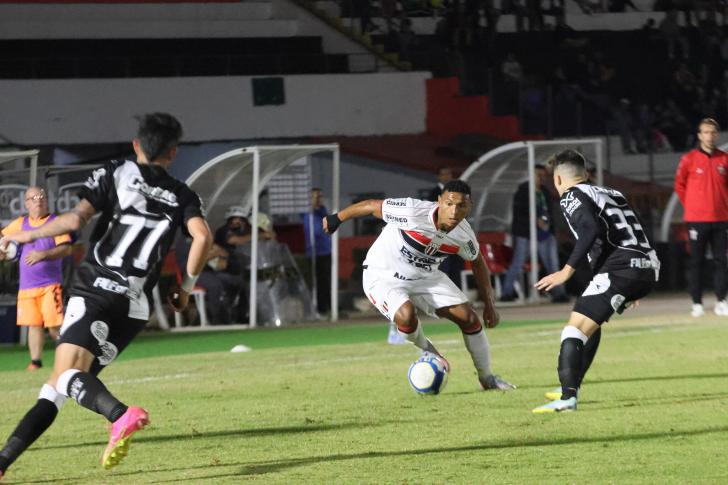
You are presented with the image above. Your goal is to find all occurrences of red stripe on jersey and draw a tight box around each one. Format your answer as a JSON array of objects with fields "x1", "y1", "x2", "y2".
[{"x1": 403, "y1": 230, "x2": 459, "y2": 254}]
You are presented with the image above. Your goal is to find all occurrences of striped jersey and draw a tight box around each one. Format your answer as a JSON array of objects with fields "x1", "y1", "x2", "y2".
[
  {"x1": 364, "y1": 198, "x2": 479, "y2": 279},
  {"x1": 560, "y1": 183, "x2": 660, "y2": 281},
  {"x1": 72, "y1": 160, "x2": 204, "y2": 311}
]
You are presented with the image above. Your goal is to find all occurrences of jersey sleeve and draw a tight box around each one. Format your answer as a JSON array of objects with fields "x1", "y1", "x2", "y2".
[
  {"x1": 457, "y1": 225, "x2": 481, "y2": 261},
  {"x1": 1, "y1": 217, "x2": 24, "y2": 237},
  {"x1": 178, "y1": 186, "x2": 205, "y2": 237},
  {"x1": 77, "y1": 163, "x2": 116, "y2": 212},
  {"x1": 381, "y1": 198, "x2": 424, "y2": 229},
  {"x1": 561, "y1": 191, "x2": 601, "y2": 268}
]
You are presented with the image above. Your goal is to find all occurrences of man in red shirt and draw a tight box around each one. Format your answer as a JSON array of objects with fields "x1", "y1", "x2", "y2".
[{"x1": 674, "y1": 118, "x2": 728, "y2": 317}]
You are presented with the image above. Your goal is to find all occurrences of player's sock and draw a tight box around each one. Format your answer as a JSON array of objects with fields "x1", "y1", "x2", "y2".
[
  {"x1": 0, "y1": 385, "x2": 66, "y2": 474},
  {"x1": 462, "y1": 326, "x2": 492, "y2": 378},
  {"x1": 57, "y1": 369, "x2": 128, "y2": 423},
  {"x1": 397, "y1": 321, "x2": 437, "y2": 353},
  {"x1": 558, "y1": 326, "x2": 587, "y2": 400},
  {"x1": 31, "y1": 359, "x2": 42, "y2": 368},
  {"x1": 579, "y1": 326, "x2": 601, "y2": 387}
]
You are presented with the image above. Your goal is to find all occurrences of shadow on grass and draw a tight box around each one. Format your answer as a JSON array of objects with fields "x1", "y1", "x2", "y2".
[
  {"x1": 31, "y1": 421, "x2": 391, "y2": 452},
  {"x1": 586, "y1": 372, "x2": 728, "y2": 385},
  {"x1": 142, "y1": 425, "x2": 728, "y2": 482},
  {"x1": 15, "y1": 424, "x2": 728, "y2": 483}
]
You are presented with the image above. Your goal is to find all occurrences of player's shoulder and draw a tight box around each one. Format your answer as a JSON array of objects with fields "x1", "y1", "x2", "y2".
[
  {"x1": 1, "y1": 216, "x2": 25, "y2": 235},
  {"x1": 454, "y1": 217, "x2": 476, "y2": 238}
]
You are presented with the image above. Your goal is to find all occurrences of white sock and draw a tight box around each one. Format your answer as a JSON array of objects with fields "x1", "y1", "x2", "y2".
[
  {"x1": 38, "y1": 383, "x2": 67, "y2": 411},
  {"x1": 399, "y1": 322, "x2": 437, "y2": 353},
  {"x1": 463, "y1": 329, "x2": 492, "y2": 378}
]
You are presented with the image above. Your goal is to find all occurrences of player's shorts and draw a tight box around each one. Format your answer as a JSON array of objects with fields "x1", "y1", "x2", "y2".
[
  {"x1": 573, "y1": 273, "x2": 655, "y2": 325},
  {"x1": 362, "y1": 266, "x2": 469, "y2": 322},
  {"x1": 16, "y1": 284, "x2": 63, "y2": 328},
  {"x1": 58, "y1": 290, "x2": 148, "y2": 374}
]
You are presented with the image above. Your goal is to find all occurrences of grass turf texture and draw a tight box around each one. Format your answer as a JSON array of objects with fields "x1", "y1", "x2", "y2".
[{"x1": 1, "y1": 315, "x2": 727, "y2": 484}]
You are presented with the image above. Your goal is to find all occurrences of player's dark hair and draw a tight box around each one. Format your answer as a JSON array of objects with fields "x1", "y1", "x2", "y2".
[
  {"x1": 698, "y1": 117, "x2": 720, "y2": 131},
  {"x1": 135, "y1": 113, "x2": 183, "y2": 162},
  {"x1": 548, "y1": 149, "x2": 587, "y2": 171},
  {"x1": 535, "y1": 163, "x2": 546, "y2": 170},
  {"x1": 442, "y1": 179, "x2": 471, "y2": 196}
]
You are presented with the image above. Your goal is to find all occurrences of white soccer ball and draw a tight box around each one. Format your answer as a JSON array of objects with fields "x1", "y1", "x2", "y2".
[
  {"x1": 407, "y1": 354, "x2": 448, "y2": 395},
  {"x1": 0, "y1": 241, "x2": 19, "y2": 262}
]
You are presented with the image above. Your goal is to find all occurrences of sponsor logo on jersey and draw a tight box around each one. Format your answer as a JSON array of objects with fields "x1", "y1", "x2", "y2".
[
  {"x1": 385, "y1": 199, "x2": 406, "y2": 206},
  {"x1": 93, "y1": 277, "x2": 140, "y2": 299},
  {"x1": 84, "y1": 168, "x2": 106, "y2": 189},
  {"x1": 630, "y1": 258, "x2": 657, "y2": 269},
  {"x1": 610, "y1": 294, "x2": 626, "y2": 311},
  {"x1": 399, "y1": 246, "x2": 437, "y2": 271},
  {"x1": 561, "y1": 192, "x2": 582, "y2": 216},
  {"x1": 385, "y1": 214, "x2": 408, "y2": 224},
  {"x1": 128, "y1": 175, "x2": 179, "y2": 207},
  {"x1": 467, "y1": 240, "x2": 477, "y2": 256},
  {"x1": 719, "y1": 166, "x2": 726, "y2": 176}
]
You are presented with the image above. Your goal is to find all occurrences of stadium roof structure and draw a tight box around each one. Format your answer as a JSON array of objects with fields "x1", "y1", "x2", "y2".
[
  {"x1": 462, "y1": 139, "x2": 603, "y2": 302},
  {"x1": 186, "y1": 144, "x2": 340, "y2": 326}
]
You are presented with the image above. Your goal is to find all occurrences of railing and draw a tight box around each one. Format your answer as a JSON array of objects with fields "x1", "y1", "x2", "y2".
[{"x1": 0, "y1": 52, "x2": 383, "y2": 79}]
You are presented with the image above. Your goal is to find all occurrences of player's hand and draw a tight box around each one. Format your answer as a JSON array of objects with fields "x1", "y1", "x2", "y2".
[
  {"x1": 168, "y1": 287, "x2": 190, "y2": 312},
  {"x1": 482, "y1": 302, "x2": 500, "y2": 328},
  {"x1": 323, "y1": 214, "x2": 342, "y2": 234},
  {"x1": 535, "y1": 267, "x2": 573, "y2": 292},
  {"x1": 626, "y1": 300, "x2": 640, "y2": 310},
  {"x1": 23, "y1": 250, "x2": 45, "y2": 266}
]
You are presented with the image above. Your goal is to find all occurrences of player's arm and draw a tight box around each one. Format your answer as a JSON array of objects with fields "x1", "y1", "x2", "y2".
[
  {"x1": 323, "y1": 199, "x2": 383, "y2": 234},
  {"x1": 23, "y1": 243, "x2": 72, "y2": 266},
  {"x1": 169, "y1": 216, "x2": 214, "y2": 312},
  {"x1": 674, "y1": 155, "x2": 688, "y2": 204},
  {"x1": 0, "y1": 200, "x2": 96, "y2": 250},
  {"x1": 471, "y1": 253, "x2": 500, "y2": 328},
  {"x1": 536, "y1": 197, "x2": 599, "y2": 291}
]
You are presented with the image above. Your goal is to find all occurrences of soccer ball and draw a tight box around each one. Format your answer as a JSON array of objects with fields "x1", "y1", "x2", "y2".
[
  {"x1": 0, "y1": 241, "x2": 19, "y2": 262},
  {"x1": 407, "y1": 354, "x2": 448, "y2": 395}
]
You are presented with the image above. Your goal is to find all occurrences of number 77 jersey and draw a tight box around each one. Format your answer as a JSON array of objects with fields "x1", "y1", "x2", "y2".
[
  {"x1": 73, "y1": 160, "x2": 204, "y2": 301},
  {"x1": 560, "y1": 183, "x2": 660, "y2": 281}
]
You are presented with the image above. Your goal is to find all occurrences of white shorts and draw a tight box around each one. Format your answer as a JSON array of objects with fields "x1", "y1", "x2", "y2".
[{"x1": 362, "y1": 267, "x2": 469, "y2": 322}]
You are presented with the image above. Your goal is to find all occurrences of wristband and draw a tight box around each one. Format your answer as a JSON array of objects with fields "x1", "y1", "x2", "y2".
[
  {"x1": 326, "y1": 213, "x2": 342, "y2": 234},
  {"x1": 180, "y1": 271, "x2": 200, "y2": 293}
]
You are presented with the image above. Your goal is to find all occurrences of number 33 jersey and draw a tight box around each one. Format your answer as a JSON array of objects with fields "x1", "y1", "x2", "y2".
[
  {"x1": 560, "y1": 183, "x2": 660, "y2": 281},
  {"x1": 363, "y1": 198, "x2": 480, "y2": 279},
  {"x1": 73, "y1": 160, "x2": 204, "y2": 301}
]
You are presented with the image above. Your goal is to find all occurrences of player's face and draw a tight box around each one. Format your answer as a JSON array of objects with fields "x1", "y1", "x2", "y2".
[
  {"x1": 24, "y1": 188, "x2": 48, "y2": 218},
  {"x1": 698, "y1": 123, "x2": 719, "y2": 150},
  {"x1": 437, "y1": 191, "x2": 472, "y2": 231}
]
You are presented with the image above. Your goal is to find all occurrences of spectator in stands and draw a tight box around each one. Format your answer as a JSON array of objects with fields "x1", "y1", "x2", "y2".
[
  {"x1": 302, "y1": 188, "x2": 332, "y2": 315},
  {"x1": 501, "y1": 164, "x2": 568, "y2": 303},
  {"x1": 609, "y1": 98, "x2": 636, "y2": 154},
  {"x1": 427, "y1": 166, "x2": 455, "y2": 201},
  {"x1": 674, "y1": 118, "x2": 728, "y2": 317},
  {"x1": 175, "y1": 238, "x2": 243, "y2": 325},
  {"x1": 0, "y1": 187, "x2": 72, "y2": 370},
  {"x1": 502, "y1": 52, "x2": 523, "y2": 84}
]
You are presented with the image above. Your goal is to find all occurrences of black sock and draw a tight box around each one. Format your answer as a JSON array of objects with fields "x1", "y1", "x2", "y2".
[
  {"x1": 558, "y1": 338, "x2": 584, "y2": 400},
  {"x1": 0, "y1": 399, "x2": 58, "y2": 473},
  {"x1": 31, "y1": 359, "x2": 42, "y2": 367},
  {"x1": 579, "y1": 327, "x2": 601, "y2": 387},
  {"x1": 65, "y1": 372, "x2": 128, "y2": 422}
]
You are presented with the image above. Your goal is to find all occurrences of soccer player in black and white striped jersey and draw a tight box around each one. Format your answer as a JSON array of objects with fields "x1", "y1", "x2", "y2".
[
  {"x1": 532, "y1": 149, "x2": 660, "y2": 413},
  {"x1": 0, "y1": 113, "x2": 213, "y2": 479}
]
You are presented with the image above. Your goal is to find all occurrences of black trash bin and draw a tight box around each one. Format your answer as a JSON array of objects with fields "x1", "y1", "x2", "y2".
[{"x1": 0, "y1": 301, "x2": 18, "y2": 344}]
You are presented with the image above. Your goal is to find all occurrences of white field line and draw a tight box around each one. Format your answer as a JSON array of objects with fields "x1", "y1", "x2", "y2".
[{"x1": 3, "y1": 321, "x2": 718, "y2": 397}]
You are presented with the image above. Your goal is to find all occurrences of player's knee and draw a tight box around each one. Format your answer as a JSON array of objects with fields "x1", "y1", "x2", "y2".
[
  {"x1": 456, "y1": 312, "x2": 482, "y2": 334},
  {"x1": 39, "y1": 383, "x2": 67, "y2": 411},
  {"x1": 54, "y1": 368, "x2": 82, "y2": 398}
]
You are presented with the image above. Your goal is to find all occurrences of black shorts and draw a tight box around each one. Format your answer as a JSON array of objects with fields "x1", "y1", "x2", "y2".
[
  {"x1": 573, "y1": 273, "x2": 655, "y2": 324},
  {"x1": 58, "y1": 290, "x2": 148, "y2": 375}
]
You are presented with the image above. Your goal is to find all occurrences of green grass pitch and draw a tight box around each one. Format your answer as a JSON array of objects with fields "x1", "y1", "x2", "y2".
[{"x1": 1, "y1": 314, "x2": 727, "y2": 484}]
